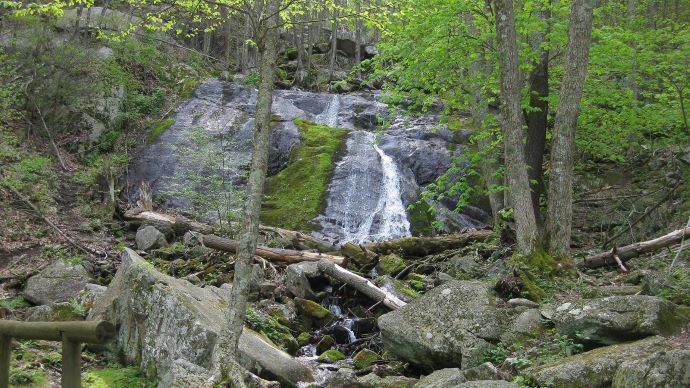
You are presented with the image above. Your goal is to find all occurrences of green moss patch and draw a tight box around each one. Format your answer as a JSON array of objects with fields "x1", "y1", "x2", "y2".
[
  {"x1": 261, "y1": 119, "x2": 347, "y2": 231},
  {"x1": 147, "y1": 118, "x2": 175, "y2": 143},
  {"x1": 353, "y1": 349, "x2": 378, "y2": 369},
  {"x1": 245, "y1": 307, "x2": 299, "y2": 354},
  {"x1": 377, "y1": 254, "x2": 407, "y2": 275},
  {"x1": 82, "y1": 367, "x2": 154, "y2": 388},
  {"x1": 318, "y1": 349, "x2": 346, "y2": 363}
]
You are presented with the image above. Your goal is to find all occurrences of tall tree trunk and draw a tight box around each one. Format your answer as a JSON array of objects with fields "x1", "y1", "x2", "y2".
[
  {"x1": 525, "y1": 2, "x2": 551, "y2": 225},
  {"x1": 354, "y1": 0, "x2": 362, "y2": 79},
  {"x1": 328, "y1": 5, "x2": 339, "y2": 82},
  {"x1": 546, "y1": 0, "x2": 594, "y2": 259},
  {"x1": 215, "y1": 0, "x2": 280, "y2": 378},
  {"x1": 466, "y1": 13, "x2": 504, "y2": 224},
  {"x1": 494, "y1": 0, "x2": 541, "y2": 255}
]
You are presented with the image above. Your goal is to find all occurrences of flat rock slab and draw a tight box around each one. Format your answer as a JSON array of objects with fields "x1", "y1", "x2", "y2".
[
  {"x1": 525, "y1": 336, "x2": 671, "y2": 388},
  {"x1": 549, "y1": 295, "x2": 687, "y2": 345},
  {"x1": 22, "y1": 260, "x2": 92, "y2": 305},
  {"x1": 89, "y1": 248, "x2": 312, "y2": 385}
]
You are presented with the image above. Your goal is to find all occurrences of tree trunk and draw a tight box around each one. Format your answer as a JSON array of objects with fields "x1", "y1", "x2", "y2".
[
  {"x1": 578, "y1": 226, "x2": 690, "y2": 268},
  {"x1": 199, "y1": 234, "x2": 346, "y2": 266},
  {"x1": 546, "y1": 0, "x2": 594, "y2": 259},
  {"x1": 354, "y1": 0, "x2": 362, "y2": 79},
  {"x1": 362, "y1": 230, "x2": 493, "y2": 257},
  {"x1": 493, "y1": 0, "x2": 541, "y2": 255},
  {"x1": 466, "y1": 12, "x2": 503, "y2": 224},
  {"x1": 219, "y1": 0, "x2": 280, "y2": 371},
  {"x1": 525, "y1": 3, "x2": 551, "y2": 224},
  {"x1": 328, "y1": 5, "x2": 339, "y2": 82}
]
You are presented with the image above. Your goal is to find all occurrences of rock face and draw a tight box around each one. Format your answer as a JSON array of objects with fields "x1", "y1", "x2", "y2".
[
  {"x1": 550, "y1": 295, "x2": 687, "y2": 345},
  {"x1": 413, "y1": 363, "x2": 505, "y2": 388},
  {"x1": 135, "y1": 226, "x2": 168, "y2": 251},
  {"x1": 22, "y1": 260, "x2": 92, "y2": 305},
  {"x1": 284, "y1": 261, "x2": 320, "y2": 299},
  {"x1": 88, "y1": 249, "x2": 312, "y2": 384},
  {"x1": 24, "y1": 303, "x2": 84, "y2": 322},
  {"x1": 525, "y1": 336, "x2": 671, "y2": 388},
  {"x1": 378, "y1": 280, "x2": 542, "y2": 371},
  {"x1": 612, "y1": 349, "x2": 690, "y2": 388}
]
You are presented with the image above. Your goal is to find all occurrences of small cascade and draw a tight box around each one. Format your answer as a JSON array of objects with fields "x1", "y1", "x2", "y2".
[
  {"x1": 341, "y1": 318, "x2": 357, "y2": 344},
  {"x1": 371, "y1": 142, "x2": 411, "y2": 240},
  {"x1": 315, "y1": 95, "x2": 341, "y2": 127}
]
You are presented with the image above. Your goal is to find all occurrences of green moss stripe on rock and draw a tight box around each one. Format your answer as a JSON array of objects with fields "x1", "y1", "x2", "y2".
[
  {"x1": 261, "y1": 119, "x2": 347, "y2": 231},
  {"x1": 147, "y1": 118, "x2": 175, "y2": 143}
]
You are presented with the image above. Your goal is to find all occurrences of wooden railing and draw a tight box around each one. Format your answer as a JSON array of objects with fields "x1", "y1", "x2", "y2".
[{"x1": 0, "y1": 320, "x2": 116, "y2": 388}]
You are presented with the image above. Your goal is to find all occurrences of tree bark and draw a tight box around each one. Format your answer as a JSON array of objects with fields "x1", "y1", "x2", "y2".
[
  {"x1": 546, "y1": 0, "x2": 594, "y2": 259},
  {"x1": 578, "y1": 226, "x2": 690, "y2": 268},
  {"x1": 221, "y1": 0, "x2": 280, "y2": 367},
  {"x1": 362, "y1": 230, "x2": 493, "y2": 257},
  {"x1": 493, "y1": 0, "x2": 541, "y2": 255},
  {"x1": 317, "y1": 260, "x2": 406, "y2": 310},
  {"x1": 328, "y1": 4, "x2": 339, "y2": 82},
  {"x1": 198, "y1": 234, "x2": 346, "y2": 266}
]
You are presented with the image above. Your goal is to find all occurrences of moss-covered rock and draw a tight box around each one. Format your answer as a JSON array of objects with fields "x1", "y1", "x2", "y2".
[
  {"x1": 83, "y1": 367, "x2": 154, "y2": 388},
  {"x1": 318, "y1": 349, "x2": 346, "y2": 363},
  {"x1": 294, "y1": 297, "x2": 336, "y2": 326},
  {"x1": 261, "y1": 119, "x2": 347, "y2": 231},
  {"x1": 353, "y1": 349, "x2": 378, "y2": 369},
  {"x1": 297, "y1": 332, "x2": 311, "y2": 347},
  {"x1": 612, "y1": 349, "x2": 690, "y2": 388},
  {"x1": 316, "y1": 335, "x2": 336, "y2": 355},
  {"x1": 147, "y1": 118, "x2": 175, "y2": 143},
  {"x1": 524, "y1": 336, "x2": 671, "y2": 388},
  {"x1": 377, "y1": 254, "x2": 407, "y2": 275}
]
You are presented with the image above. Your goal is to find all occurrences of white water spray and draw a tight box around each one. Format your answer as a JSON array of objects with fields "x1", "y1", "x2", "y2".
[{"x1": 315, "y1": 95, "x2": 341, "y2": 127}]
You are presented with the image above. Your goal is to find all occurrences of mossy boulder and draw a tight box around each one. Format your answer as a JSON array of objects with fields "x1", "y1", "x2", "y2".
[
  {"x1": 375, "y1": 275, "x2": 419, "y2": 302},
  {"x1": 353, "y1": 349, "x2": 378, "y2": 369},
  {"x1": 549, "y1": 295, "x2": 688, "y2": 346},
  {"x1": 24, "y1": 302, "x2": 85, "y2": 322},
  {"x1": 414, "y1": 363, "x2": 506, "y2": 388},
  {"x1": 297, "y1": 332, "x2": 311, "y2": 347},
  {"x1": 612, "y1": 349, "x2": 690, "y2": 387},
  {"x1": 316, "y1": 335, "x2": 336, "y2": 355},
  {"x1": 377, "y1": 254, "x2": 407, "y2": 275},
  {"x1": 294, "y1": 297, "x2": 336, "y2": 326},
  {"x1": 524, "y1": 336, "x2": 671, "y2": 388},
  {"x1": 318, "y1": 349, "x2": 346, "y2": 363}
]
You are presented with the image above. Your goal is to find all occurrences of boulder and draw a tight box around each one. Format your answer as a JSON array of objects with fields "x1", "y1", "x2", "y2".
[
  {"x1": 378, "y1": 280, "x2": 542, "y2": 371},
  {"x1": 356, "y1": 373, "x2": 418, "y2": 388},
  {"x1": 88, "y1": 248, "x2": 312, "y2": 385},
  {"x1": 24, "y1": 302, "x2": 84, "y2": 322},
  {"x1": 456, "y1": 382, "x2": 517, "y2": 388},
  {"x1": 549, "y1": 295, "x2": 687, "y2": 345},
  {"x1": 284, "y1": 261, "x2": 320, "y2": 299},
  {"x1": 22, "y1": 260, "x2": 92, "y2": 305},
  {"x1": 414, "y1": 363, "x2": 505, "y2": 388},
  {"x1": 136, "y1": 226, "x2": 168, "y2": 251},
  {"x1": 612, "y1": 349, "x2": 690, "y2": 388},
  {"x1": 158, "y1": 359, "x2": 213, "y2": 388},
  {"x1": 524, "y1": 336, "x2": 671, "y2": 388},
  {"x1": 294, "y1": 297, "x2": 336, "y2": 327}
]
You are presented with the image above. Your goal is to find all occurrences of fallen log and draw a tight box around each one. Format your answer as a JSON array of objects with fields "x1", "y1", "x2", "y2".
[
  {"x1": 123, "y1": 209, "x2": 336, "y2": 252},
  {"x1": 578, "y1": 226, "x2": 690, "y2": 269},
  {"x1": 317, "y1": 259, "x2": 406, "y2": 310},
  {"x1": 199, "y1": 234, "x2": 346, "y2": 266},
  {"x1": 363, "y1": 230, "x2": 494, "y2": 257}
]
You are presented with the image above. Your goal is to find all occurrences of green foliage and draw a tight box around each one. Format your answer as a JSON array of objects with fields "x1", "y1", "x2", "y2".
[
  {"x1": 659, "y1": 268, "x2": 690, "y2": 306},
  {"x1": 245, "y1": 71, "x2": 261, "y2": 87},
  {"x1": 82, "y1": 367, "x2": 155, "y2": 388},
  {"x1": 261, "y1": 119, "x2": 347, "y2": 231},
  {"x1": 245, "y1": 307, "x2": 298, "y2": 354},
  {"x1": 0, "y1": 296, "x2": 31, "y2": 309},
  {"x1": 148, "y1": 118, "x2": 175, "y2": 143},
  {"x1": 0, "y1": 155, "x2": 56, "y2": 207},
  {"x1": 9, "y1": 367, "x2": 46, "y2": 387}
]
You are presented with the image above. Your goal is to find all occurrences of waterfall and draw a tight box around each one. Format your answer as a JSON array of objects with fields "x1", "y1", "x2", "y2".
[
  {"x1": 315, "y1": 95, "x2": 340, "y2": 127},
  {"x1": 335, "y1": 132, "x2": 410, "y2": 244}
]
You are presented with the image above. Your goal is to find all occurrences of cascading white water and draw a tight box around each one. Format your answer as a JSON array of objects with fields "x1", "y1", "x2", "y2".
[
  {"x1": 340, "y1": 132, "x2": 410, "y2": 244},
  {"x1": 315, "y1": 95, "x2": 341, "y2": 127}
]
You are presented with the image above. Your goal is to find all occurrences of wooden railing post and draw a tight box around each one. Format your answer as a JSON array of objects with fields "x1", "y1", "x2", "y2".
[
  {"x1": 61, "y1": 333, "x2": 81, "y2": 388},
  {"x1": 0, "y1": 335, "x2": 10, "y2": 388}
]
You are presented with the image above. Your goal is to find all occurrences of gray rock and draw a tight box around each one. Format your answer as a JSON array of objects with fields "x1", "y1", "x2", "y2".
[
  {"x1": 525, "y1": 336, "x2": 671, "y2": 388},
  {"x1": 89, "y1": 248, "x2": 312, "y2": 384},
  {"x1": 96, "y1": 46, "x2": 114, "y2": 59},
  {"x1": 414, "y1": 363, "x2": 504, "y2": 388},
  {"x1": 612, "y1": 349, "x2": 690, "y2": 388},
  {"x1": 356, "y1": 373, "x2": 418, "y2": 388},
  {"x1": 457, "y1": 381, "x2": 517, "y2": 388},
  {"x1": 136, "y1": 226, "x2": 168, "y2": 251},
  {"x1": 378, "y1": 280, "x2": 540, "y2": 371},
  {"x1": 157, "y1": 359, "x2": 213, "y2": 388},
  {"x1": 507, "y1": 298, "x2": 539, "y2": 308},
  {"x1": 550, "y1": 295, "x2": 687, "y2": 345},
  {"x1": 22, "y1": 260, "x2": 92, "y2": 305},
  {"x1": 285, "y1": 261, "x2": 320, "y2": 299},
  {"x1": 24, "y1": 302, "x2": 85, "y2": 322}
]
